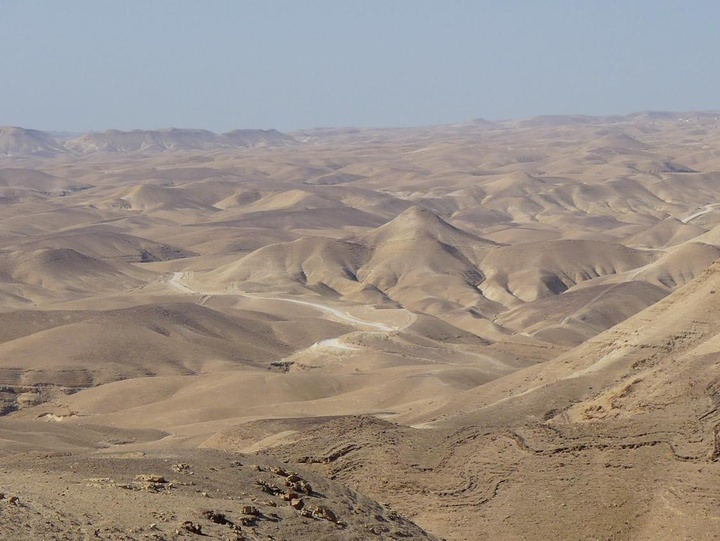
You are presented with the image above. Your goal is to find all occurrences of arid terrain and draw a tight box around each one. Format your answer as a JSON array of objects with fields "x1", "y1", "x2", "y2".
[{"x1": 2, "y1": 113, "x2": 720, "y2": 539}]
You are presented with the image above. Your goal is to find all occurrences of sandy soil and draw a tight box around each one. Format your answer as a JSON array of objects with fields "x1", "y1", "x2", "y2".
[{"x1": 3, "y1": 113, "x2": 720, "y2": 538}]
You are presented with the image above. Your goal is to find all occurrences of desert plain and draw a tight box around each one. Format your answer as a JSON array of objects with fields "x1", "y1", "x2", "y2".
[{"x1": 2, "y1": 113, "x2": 720, "y2": 539}]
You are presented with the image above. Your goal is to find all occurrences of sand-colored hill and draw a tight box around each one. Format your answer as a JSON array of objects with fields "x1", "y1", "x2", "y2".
[
  {"x1": 4, "y1": 114, "x2": 720, "y2": 540},
  {"x1": 418, "y1": 257, "x2": 720, "y2": 431},
  {"x1": 208, "y1": 237, "x2": 371, "y2": 296},
  {"x1": 67, "y1": 128, "x2": 296, "y2": 154},
  {"x1": 624, "y1": 216, "x2": 707, "y2": 248},
  {"x1": 0, "y1": 127, "x2": 67, "y2": 156},
  {"x1": 221, "y1": 128, "x2": 297, "y2": 147},
  {"x1": 0, "y1": 167, "x2": 92, "y2": 194},
  {"x1": 496, "y1": 280, "x2": 669, "y2": 346},
  {"x1": 0, "y1": 302, "x2": 294, "y2": 413},
  {"x1": 480, "y1": 171, "x2": 559, "y2": 200},
  {"x1": 232, "y1": 188, "x2": 350, "y2": 213},
  {"x1": 252, "y1": 261, "x2": 720, "y2": 539},
  {"x1": 630, "y1": 241, "x2": 720, "y2": 289},
  {"x1": 0, "y1": 248, "x2": 152, "y2": 293},
  {"x1": 585, "y1": 132, "x2": 649, "y2": 151},
  {"x1": 201, "y1": 206, "x2": 501, "y2": 317},
  {"x1": 100, "y1": 183, "x2": 215, "y2": 211},
  {"x1": 479, "y1": 239, "x2": 655, "y2": 303},
  {"x1": 69, "y1": 128, "x2": 219, "y2": 153},
  {"x1": 10, "y1": 227, "x2": 196, "y2": 263}
]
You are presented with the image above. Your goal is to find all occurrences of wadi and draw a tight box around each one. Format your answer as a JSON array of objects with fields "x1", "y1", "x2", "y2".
[{"x1": 2, "y1": 112, "x2": 720, "y2": 540}]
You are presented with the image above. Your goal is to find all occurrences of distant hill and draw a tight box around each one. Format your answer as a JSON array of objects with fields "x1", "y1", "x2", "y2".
[
  {"x1": 0, "y1": 127, "x2": 68, "y2": 156},
  {"x1": 67, "y1": 128, "x2": 297, "y2": 153},
  {"x1": 0, "y1": 126, "x2": 297, "y2": 156}
]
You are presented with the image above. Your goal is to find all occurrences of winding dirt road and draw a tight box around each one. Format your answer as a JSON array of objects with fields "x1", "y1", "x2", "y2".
[
  {"x1": 681, "y1": 203, "x2": 718, "y2": 223},
  {"x1": 166, "y1": 272, "x2": 416, "y2": 333}
]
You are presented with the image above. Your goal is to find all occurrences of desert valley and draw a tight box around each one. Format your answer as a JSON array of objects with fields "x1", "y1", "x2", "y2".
[{"x1": 3, "y1": 112, "x2": 720, "y2": 539}]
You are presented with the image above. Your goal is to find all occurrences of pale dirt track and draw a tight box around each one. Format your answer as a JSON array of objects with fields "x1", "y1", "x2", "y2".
[
  {"x1": 167, "y1": 271, "x2": 416, "y2": 333},
  {"x1": 681, "y1": 203, "x2": 718, "y2": 223}
]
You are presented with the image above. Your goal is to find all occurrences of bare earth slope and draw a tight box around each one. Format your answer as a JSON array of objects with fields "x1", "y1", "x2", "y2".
[
  {"x1": 259, "y1": 262, "x2": 720, "y2": 539},
  {"x1": 3, "y1": 113, "x2": 720, "y2": 539}
]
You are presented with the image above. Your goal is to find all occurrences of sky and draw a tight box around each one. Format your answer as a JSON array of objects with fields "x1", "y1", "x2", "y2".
[{"x1": 1, "y1": 0, "x2": 719, "y2": 132}]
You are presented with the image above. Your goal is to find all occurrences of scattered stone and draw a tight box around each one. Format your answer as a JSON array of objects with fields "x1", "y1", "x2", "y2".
[
  {"x1": 134, "y1": 474, "x2": 166, "y2": 483},
  {"x1": 283, "y1": 473, "x2": 312, "y2": 495},
  {"x1": 299, "y1": 480, "x2": 313, "y2": 495},
  {"x1": 131, "y1": 474, "x2": 170, "y2": 492},
  {"x1": 255, "y1": 479, "x2": 281, "y2": 495},
  {"x1": 270, "y1": 466, "x2": 287, "y2": 477},
  {"x1": 281, "y1": 491, "x2": 298, "y2": 501},
  {"x1": 201, "y1": 509, "x2": 231, "y2": 525},
  {"x1": 290, "y1": 498, "x2": 304, "y2": 510},
  {"x1": 270, "y1": 360, "x2": 293, "y2": 372},
  {"x1": 286, "y1": 479, "x2": 312, "y2": 495},
  {"x1": 312, "y1": 505, "x2": 337, "y2": 523},
  {"x1": 179, "y1": 521, "x2": 202, "y2": 534},
  {"x1": 241, "y1": 505, "x2": 259, "y2": 516},
  {"x1": 7, "y1": 495, "x2": 19, "y2": 505},
  {"x1": 172, "y1": 463, "x2": 192, "y2": 474},
  {"x1": 240, "y1": 516, "x2": 256, "y2": 527},
  {"x1": 85, "y1": 477, "x2": 114, "y2": 488},
  {"x1": 151, "y1": 511, "x2": 177, "y2": 522}
]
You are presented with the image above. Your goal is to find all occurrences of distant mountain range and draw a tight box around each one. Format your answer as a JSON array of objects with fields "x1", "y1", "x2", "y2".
[
  {"x1": 0, "y1": 126, "x2": 297, "y2": 156},
  {"x1": 4, "y1": 111, "x2": 720, "y2": 157}
]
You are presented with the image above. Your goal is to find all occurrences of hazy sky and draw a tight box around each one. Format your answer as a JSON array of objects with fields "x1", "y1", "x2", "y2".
[{"x1": 2, "y1": 1, "x2": 719, "y2": 132}]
